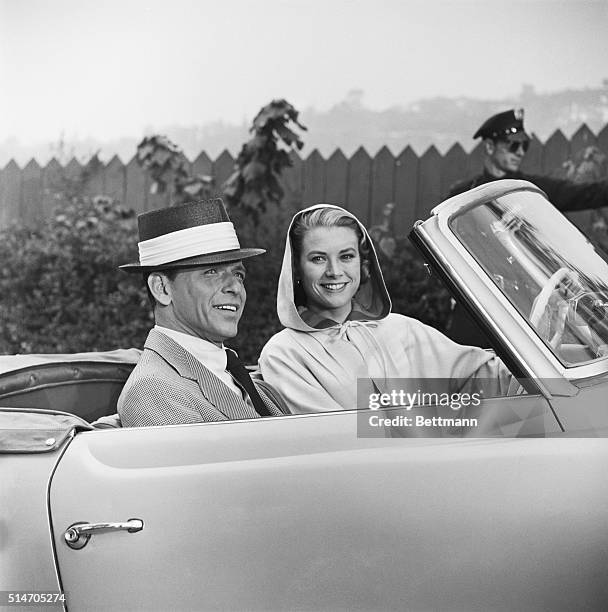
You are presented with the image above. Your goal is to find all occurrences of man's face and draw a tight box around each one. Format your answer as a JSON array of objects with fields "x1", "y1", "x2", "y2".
[
  {"x1": 486, "y1": 136, "x2": 530, "y2": 175},
  {"x1": 163, "y1": 261, "x2": 246, "y2": 345}
]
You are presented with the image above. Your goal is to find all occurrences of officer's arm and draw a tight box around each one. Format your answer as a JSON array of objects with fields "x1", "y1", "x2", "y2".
[{"x1": 530, "y1": 174, "x2": 608, "y2": 213}]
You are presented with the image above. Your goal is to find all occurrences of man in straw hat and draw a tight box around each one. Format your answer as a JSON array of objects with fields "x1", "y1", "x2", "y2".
[{"x1": 117, "y1": 198, "x2": 286, "y2": 426}]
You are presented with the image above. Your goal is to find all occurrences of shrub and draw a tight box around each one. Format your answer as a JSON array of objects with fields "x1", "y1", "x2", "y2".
[
  {"x1": 377, "y1": 238, "x2": 452, "y2": 332},
  {"x1": 0, "y1": 196, "x2": 151, "y2": 354}
]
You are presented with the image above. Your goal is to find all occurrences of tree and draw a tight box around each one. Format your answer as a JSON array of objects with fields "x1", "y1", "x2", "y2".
[
  {"x1": 223, "y1": 99, "x2": 306, "y2": 224},
  {"x1": 136, "y1": 135, "x2": 214, "y2": 203}
]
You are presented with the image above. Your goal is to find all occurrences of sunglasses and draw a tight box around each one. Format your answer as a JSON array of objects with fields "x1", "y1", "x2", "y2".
[{"x1": 501, "y1": 139, "x2": 530, "y2": 154}]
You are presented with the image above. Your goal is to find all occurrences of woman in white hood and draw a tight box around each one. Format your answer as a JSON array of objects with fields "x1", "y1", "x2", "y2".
[{"x1": 259, "y1": 204, "x2": 517, "y2": 414}]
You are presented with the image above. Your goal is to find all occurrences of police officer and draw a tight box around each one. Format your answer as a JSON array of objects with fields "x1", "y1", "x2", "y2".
[
  {"x1": 447, "y1": 109, "x2": 608, "y2": 347},
  {"x1": 449, "y1": 108, "x2": 608, "y2": 208}
]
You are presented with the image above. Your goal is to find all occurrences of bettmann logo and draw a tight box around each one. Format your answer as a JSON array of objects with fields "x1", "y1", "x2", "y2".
[{"x1": 368, "y1": 414, "x2": 479, "y2": 428}]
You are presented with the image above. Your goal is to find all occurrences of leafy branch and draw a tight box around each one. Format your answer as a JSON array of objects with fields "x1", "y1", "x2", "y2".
[
  {"x1": 223, "y1": 99, "x2": 307, "y2": 224},
  {"x1": 136, "y1": 135, "x2": 214, "y2": 204}
]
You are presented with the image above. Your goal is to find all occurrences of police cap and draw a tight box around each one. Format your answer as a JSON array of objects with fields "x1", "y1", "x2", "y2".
[{"x1": 473, "y1": 108, "x2": 530, "y2": 140}]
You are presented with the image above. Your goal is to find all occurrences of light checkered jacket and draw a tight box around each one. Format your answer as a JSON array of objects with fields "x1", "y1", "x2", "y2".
[{"x1": 118, "y1": 329, "x2": 286, "y2": 427}]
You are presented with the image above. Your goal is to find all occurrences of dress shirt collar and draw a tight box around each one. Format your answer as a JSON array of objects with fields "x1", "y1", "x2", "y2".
[
  {"x1": 154, "y1": 326, "x2": 257, "y2": 409},
  {"x1": 154, "y1": 325, "x2": 227, "y2": 371}
]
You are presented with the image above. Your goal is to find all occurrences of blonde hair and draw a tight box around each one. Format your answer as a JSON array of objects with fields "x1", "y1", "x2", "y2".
[{"x1": 291, "y1": 207, "x2": 369, "y2": 260}]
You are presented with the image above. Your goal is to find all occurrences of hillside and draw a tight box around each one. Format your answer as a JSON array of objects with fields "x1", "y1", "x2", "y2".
[{"x1": 2, "y1": 81, "x2": 608, "y2": 167}]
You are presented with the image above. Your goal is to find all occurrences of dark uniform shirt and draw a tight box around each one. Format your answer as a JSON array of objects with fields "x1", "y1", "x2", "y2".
[{"x1": 446, "y1": 169, "x2": 608, "y2": 347}]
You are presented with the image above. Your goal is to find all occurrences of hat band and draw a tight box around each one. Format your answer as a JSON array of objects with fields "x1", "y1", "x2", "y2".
[{"x1": 138, "y1": 221, "x2": 241, "y2": 266}]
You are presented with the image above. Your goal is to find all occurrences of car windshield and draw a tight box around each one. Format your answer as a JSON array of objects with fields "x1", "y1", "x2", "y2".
[{"x1": 449, "y1": 190, "x2": 608, "y2": 367}]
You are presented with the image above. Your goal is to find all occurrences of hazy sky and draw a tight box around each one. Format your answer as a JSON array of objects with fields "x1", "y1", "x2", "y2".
[{"x1": 1, "y1": 0, "x2": 607, "y2": 145}]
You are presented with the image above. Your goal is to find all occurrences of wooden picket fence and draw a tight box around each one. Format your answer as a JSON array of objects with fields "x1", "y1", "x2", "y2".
[{"x1": 1, "y1": 123, "x2": 607, "y2": 235}]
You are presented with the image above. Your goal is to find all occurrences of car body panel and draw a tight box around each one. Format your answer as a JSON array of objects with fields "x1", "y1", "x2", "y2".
[
  {"x1": 0, "y1": 445, "x2": 66, "y2": 598},
  {"x1": 550, "y1": 376, "x2": 608, "y2": 433},
  {"x1": 49, "y1": 413, "x2": 608, "y2": 611}
]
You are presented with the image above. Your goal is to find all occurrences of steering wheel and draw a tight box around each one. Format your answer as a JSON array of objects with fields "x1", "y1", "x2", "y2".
[{"x1": 529, "y1": 267, "x2": 573, "y2": 348}]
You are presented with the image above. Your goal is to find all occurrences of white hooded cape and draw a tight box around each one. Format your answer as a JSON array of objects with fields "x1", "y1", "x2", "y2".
[{"x1": 259, "y1": 204, "x2": 516, "y2": 413}]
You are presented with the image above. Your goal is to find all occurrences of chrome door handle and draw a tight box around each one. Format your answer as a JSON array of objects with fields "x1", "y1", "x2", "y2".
[{"x1": 64, "y1": 518, "x2": 144, "y2": 549}]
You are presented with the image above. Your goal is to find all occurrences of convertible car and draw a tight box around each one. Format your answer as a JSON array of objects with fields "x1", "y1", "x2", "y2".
[{"x1": 2, "y1": 180, "x2": 608, "y2": 611}]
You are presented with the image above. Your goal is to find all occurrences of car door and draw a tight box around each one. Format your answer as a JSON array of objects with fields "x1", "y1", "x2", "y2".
[{"x1": 48, "y1": 400, "x2": 608, "y2": 612}]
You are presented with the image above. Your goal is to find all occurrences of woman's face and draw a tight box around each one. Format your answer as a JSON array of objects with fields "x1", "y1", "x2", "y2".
[{"x1": 298, "y1": 225, "x2": 361, "y2": 323}]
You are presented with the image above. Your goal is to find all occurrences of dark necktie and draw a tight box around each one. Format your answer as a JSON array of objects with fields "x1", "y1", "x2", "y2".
[{"x1": 225, "y1": 348, "x2": 272, "y2": 417}]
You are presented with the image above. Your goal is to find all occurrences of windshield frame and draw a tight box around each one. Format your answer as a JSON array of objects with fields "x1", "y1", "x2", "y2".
[{"x1": 432, "y1": 180, "x2": 608, "y2": 381}]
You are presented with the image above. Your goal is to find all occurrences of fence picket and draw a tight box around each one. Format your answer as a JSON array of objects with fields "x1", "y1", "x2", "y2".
[
  {"x1": 417, "y1": 145, "x2": 442, "y2": 219},
  {"x1": 598, "y1": 124, "x2": 608, "y2": 154},
  {"x1": 83, "y1": 156, "x2": 105, "y2": 198},
  {"x1": 542, "y1": 129, "x2": 569, "y2": 177},
  {"x1": 104, "y1": 155, "x2": 126, "y2": 203},
  {"x1": 0, "y1": 160, "x2": 22, "y2": 229},
  {"x1": 346, "y1": 147, "x2": 372, "y2": 224},
  {"x1": 21, "y1": 159, "x2": 43, "y2": 227},
  {"x1": 41, "y1": 158, "x2": 64, "y2": 220},
  {"x1": 125, "y1": 155, "x2": 147, "y2": 214},
  {"x1": 393, "y1": 146, "x2": 419, "y2": 237},
  {"x1": 466, "y1": 141, "x2": 484, "y2": 178},
  {"x1": 441, "y1": 143, "x2": 468, "y2": 199},
  {"x1": 64, "y1": 158, "x2": 83, "y2": 185},
  {"x1": 214, "y1": 150, "x2": 235, "y2": 196},
  {"x1": 302, "y1": 149, "x2": 325, "y2": 206},
  {"x1": 570, "y1": 124, "x2": 597, "y2": 155},
  {"x1": 324, "y1": 149, "x2": 348, "y2": 207},
  {"x1": 370, "y1": 146, "x2": 395, "y2": 226},
  {"x1": 192, "y1": 151, "x2": 213, "y2": 182}
]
